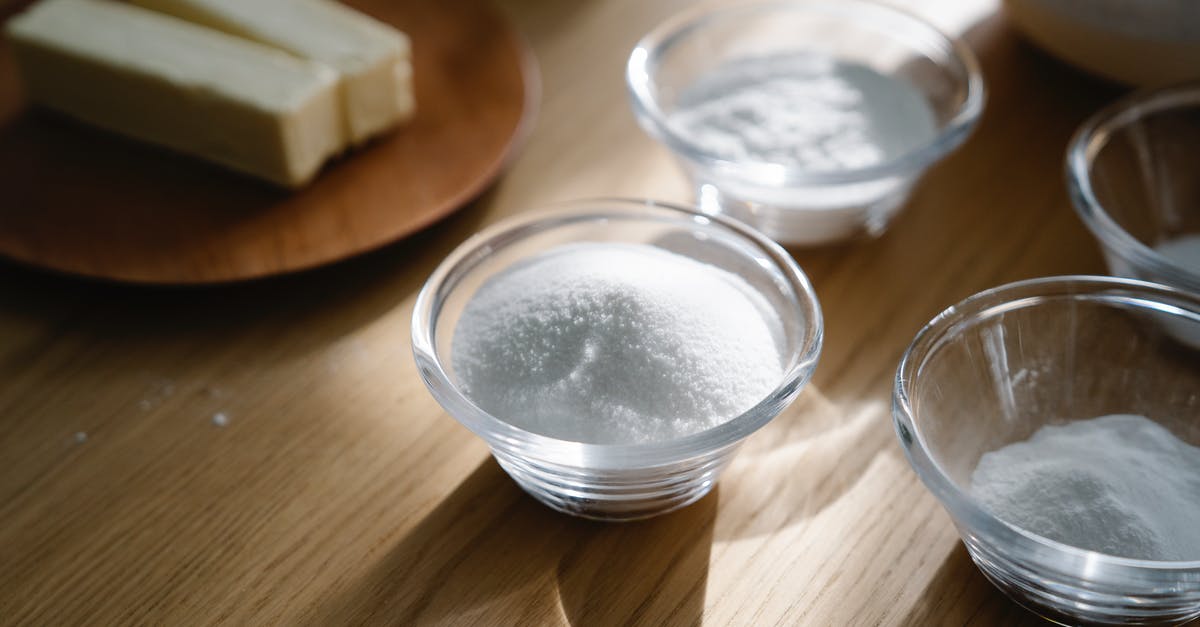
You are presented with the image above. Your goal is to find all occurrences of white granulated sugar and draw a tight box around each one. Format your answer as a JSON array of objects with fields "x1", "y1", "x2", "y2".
[
  {"x1": 73, "y1": 431, "x2": 88, "y2": 444},
  {"x1": 451, "y1": 243, "x2": 785, "y2": 445},
  {"x1": 668, "y1": 52, "x2": 937, "y2": 172},
  {"x1": 211, "y1": 412, "x2": 229, "y2": 427},
  {"x1": 970, "y1": 414, "x2": 1200, "y2": 560},
  {"x1": 138, "y1": 376, "x2": 176, "y2": 411}
]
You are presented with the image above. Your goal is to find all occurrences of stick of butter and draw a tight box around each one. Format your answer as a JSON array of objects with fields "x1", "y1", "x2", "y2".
[
  {"x1": 6, "y1": 0, "x2": 343, "y2": 187},
  {"x1": 130, "y1": 0, "x2": 415, "y2": 146}
]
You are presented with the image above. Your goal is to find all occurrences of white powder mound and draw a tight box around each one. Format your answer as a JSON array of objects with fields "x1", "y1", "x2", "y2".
[
  {"x1": 451, "y1": 242, "x2": 785, "y2": 445},
  {"x1": 970, "y1": 414, "x2": 1200, "y2": 561},
  {"x1": 668, "y1": 52, "x2": 937, "y2": 172}
]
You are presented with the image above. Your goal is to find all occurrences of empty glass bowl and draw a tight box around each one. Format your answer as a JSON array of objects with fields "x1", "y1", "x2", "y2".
[
  {"x1": 1069, "y1": 81, "x2": 1200, "y2": 295},
  {"x1": 894, "y1": 276, "x2": 1200, "y2": 625},
  {"x1": 626, "y1": 0, "x2": 984, "y2": 246},
  {"x1": 412, "y1": 199, "x2": 823, "y2": 521}
]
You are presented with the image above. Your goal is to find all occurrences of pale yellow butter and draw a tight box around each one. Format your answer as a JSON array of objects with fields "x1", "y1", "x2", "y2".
[
  {"x1": 6, "y1": 0, "x2": 343, "y2": 187},
  {"x1": 130, "y1": 0, "x2": 415, "y2": 145}
]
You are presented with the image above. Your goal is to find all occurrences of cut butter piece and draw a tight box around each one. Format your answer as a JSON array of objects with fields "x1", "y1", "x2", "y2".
[
  {"x1": 130, "y1": 0, "x2": 415, "y2": 146},
  {"x1": 5, "y1": 0, "x2": 342, "y2": 187}
]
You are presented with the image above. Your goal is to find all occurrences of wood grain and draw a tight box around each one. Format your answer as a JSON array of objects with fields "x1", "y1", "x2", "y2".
[
  {"x1": 0, "y1": 0, "x2": 534, "y2": 284},
  {"x1": 0, "y1": 0, "x2": 1135, "y2": 625}
]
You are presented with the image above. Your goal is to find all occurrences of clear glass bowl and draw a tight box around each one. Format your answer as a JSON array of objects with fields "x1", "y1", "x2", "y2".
[
  {"x1": 894, "y1": 276, "x2": 1200, "y2": 625},
  {"x1": 412, "y1": 199, "x2": 823, "y2": 521},
  {"x1": 626, "y1": 0, "x2": 984, "y2": 246},
  {"x1": 1069, "y1": 81, "x2": 1200, "y2": 295}
]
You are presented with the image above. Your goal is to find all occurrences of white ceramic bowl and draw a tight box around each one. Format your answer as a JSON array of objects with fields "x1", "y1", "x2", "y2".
[{"x1": 1005, "y1": 0, "x2": 1200, "y2": 86}]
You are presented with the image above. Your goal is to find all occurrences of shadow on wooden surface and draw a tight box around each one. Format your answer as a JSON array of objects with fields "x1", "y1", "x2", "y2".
[
  {"x1": 714, "y1": 388, "x2": 882, "y2": 541},
  {"x1": 0, "y1": 192, "x2": 492, "y2": 583},
  {"x1": 899, "y1": 545, "x2": 1044, "y2": 626},
  {"x1": 556, "y1": 491, "x2": 714, "y2": 626},
  {"x1": 300, "y1": 459, "x2": 562, "y2": 625},
  {"x1": 305, "y1": 458, "x2": 714, "y2": 625}
]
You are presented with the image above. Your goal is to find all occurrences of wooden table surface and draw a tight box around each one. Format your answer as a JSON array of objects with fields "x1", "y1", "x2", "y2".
[{"x1": 0, "y1": 0, "x2": 1126, "y2": 624}]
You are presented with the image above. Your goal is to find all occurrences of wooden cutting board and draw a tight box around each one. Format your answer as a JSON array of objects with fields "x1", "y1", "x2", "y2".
[{"x1": 0, "y1": 0, "x2": 536, "y2": 284}]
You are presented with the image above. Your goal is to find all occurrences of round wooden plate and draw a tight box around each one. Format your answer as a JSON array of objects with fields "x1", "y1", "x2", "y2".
[{"x1": 0, "y1": 0, "x2": 537, "y2": 284}]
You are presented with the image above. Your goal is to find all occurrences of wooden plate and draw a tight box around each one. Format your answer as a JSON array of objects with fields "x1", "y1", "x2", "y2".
[{"x1": 0, "y1": 0, "x2": 536, "y2": 284}]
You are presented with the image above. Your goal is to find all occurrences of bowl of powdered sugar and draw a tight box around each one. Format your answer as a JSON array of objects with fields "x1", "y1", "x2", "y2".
[
  {"x1": 626, "y1": 0, "x2": 984, "y2": 246},
  {"x1": 413, "y1": 198, "x2": 822, "y2": 520},
  {"x1": 894, "y1": 276, "x2": 1200, "y2": 625}
]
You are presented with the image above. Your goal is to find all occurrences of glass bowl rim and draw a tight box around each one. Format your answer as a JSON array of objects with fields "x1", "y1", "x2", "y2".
[
  {"x1": 894, "y1": 274, "x2": 1200, "y2": 571},
  {"x1": 412, "y1": 197, "x2": 824, "y2": 467},
  {"x1": 1067, "y1": 80, "x2": 1200, "y2": 294},
  {"x1": 624, "y1": 0, "x2": 986, "y2": 186}
]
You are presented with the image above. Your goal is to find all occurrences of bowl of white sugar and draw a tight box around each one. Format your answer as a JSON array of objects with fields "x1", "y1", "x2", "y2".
[
  {"x1": 1070, "y1": 82, "x2": 1200, "y2": 301},
  {"x1": 626, "y1": 0, "x2": 984, "y2": 246},
  {"x1": 894, "y1": 276, "x2": 1200, "y2": 625},
  {"x1": 412, "y1": 199, "x2": 822, "y2": 520}
]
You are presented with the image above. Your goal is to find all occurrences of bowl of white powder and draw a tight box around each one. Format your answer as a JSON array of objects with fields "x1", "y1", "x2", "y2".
[
  {"x1": 1070, "y1": 82, "x2": 1200, "y2": 300},
  {"x1": 626, "y1": 0, "x2": 984, "y2": 246},
  {"x1": 412, "y1": 199, "x2": 823, "y2": 520},
  {"x1": 894, "y1": 276, "x2": 1200, "y2": 625}
]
